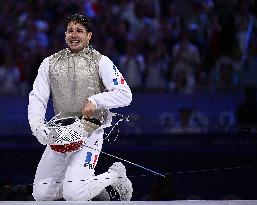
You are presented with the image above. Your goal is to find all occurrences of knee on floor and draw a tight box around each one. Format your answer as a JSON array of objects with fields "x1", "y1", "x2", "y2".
[{"x1": 33, "y1": 181, "x2": 61, "y2": 201}]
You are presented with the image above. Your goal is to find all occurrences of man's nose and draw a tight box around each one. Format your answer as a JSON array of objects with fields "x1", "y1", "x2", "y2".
[{"x1": 71, "y1": 31, "x2": 78, "y2": 37}]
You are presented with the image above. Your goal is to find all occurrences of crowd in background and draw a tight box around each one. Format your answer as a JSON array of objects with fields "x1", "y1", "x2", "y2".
[
  {"x1": 0, "y1": 1, "x2": 257, "y2": 201},
  {"x1": 0, "y1": 0, "x2": 257, "y2": 95}
]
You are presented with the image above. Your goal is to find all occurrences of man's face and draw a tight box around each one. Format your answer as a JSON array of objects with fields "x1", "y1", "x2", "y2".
[{"x1": 65, "y1": 21, "x2": 92, "y2": 53}]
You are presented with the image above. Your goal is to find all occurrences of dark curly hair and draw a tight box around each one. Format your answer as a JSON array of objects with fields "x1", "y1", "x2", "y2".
[{"x1": 66, "y1": 14, "x2": 92, "y2": 32}]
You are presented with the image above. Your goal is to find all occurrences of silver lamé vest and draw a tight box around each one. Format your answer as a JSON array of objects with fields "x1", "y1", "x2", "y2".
[{"x1": 49, "y1": 47, "x2": 108, "y2": 124}]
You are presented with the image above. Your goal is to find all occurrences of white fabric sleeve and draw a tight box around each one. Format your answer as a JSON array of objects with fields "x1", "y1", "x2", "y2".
[
  {"x1": 87, "y1": 56, "x2": 132, "y2": 109},
  {"x1": 28, "y1": 57, "x2": 51, "y2": 123}
]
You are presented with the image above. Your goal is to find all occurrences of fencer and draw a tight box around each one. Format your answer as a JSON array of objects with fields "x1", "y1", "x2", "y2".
[{"x1": 28, "y1": 13, "x2": 133, "y2": 201}]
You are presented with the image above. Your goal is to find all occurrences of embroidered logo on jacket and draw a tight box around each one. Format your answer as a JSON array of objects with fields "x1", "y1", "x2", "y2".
[
  {"x1": 112, "y1": 64, "x2": 125, "y2": 85},
  {"x1": 84, "y1": 152, "x2": 99, "y2": 169}
]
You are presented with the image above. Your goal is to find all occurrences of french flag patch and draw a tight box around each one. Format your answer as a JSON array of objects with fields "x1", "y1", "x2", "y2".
[
  {"x1": 112, "y1": 64, "x2": 125, "y2": 85},
  {"x1": 113, "y1": 78, "x2": 125, "y2": 85}
]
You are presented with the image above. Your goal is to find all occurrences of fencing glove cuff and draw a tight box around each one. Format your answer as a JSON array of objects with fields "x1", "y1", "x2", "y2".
[{"x1": 29, "y1": 118, "x2": 57, "y2": 145}]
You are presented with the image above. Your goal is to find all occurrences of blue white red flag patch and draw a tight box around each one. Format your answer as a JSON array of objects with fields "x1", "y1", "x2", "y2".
[
  {"x1": 84, "y1": 152, "x2": 99, "y2": 168},
  {"x1": 112, "y1": 64, "x2": 125, "y2": 85}
]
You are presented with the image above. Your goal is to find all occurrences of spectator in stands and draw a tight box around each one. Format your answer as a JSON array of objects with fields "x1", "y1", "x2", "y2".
[
  {"x1": 0, "y1": 59, "x2": 20, "y2": 95},
  {"x1": 235, "y1": 0, "x2": 257, "y2": 63},
  {"x1": 185, "y1": 0, "x2": 209, "y2": 53},
  {"x1": 144, "y1": 44, "x2": 169, "y2": 92},
  {"x1": 211, "y1": 56, "x2": 238, "y2": 90},
  {"x1": 102, "y1": 37, "x2": 119, "y2": 65},
  {"x1": 241, "y1": 32, "x2": 257, "y2": 88},
  {"x1": 169, "y1": 30, "x2": 201, "y2": 94},
  {"x1": 119, "y1": 42, "x2": 145, "y2": 92},
  {"x1": 171, "y1": 107, "x2": 201, "y2": 134},
  {"x1": 112, "y1": 19, "x2": 131, "y2": 55}
]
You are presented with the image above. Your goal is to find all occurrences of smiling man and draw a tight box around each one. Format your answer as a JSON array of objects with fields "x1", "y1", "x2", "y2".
[
  {"x1": 28, "y1": 14, "x2": 133, "y2": 201},
  {"x1": 65, "y1": 17, "x2": 92, "y2": 53}
]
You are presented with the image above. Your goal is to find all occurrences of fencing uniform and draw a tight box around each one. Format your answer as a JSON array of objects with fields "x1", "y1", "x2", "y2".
[{"x1": 28, "y1": 46, "x2": 132, "y2": 201}]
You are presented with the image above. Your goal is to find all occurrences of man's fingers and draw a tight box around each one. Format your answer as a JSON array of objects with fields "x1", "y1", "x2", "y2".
[
  {"x1": 82, "y1": 100, "x2": 96, "y2": 118},
  {"x1": 83, "y1": 114, "x2": 90, "y2": 119},
  {"x1": 82, "y1": 110, "x2": 93, "y2": 118}
]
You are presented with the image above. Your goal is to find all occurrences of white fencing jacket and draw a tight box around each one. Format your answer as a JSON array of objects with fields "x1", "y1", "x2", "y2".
[{"x1": 28, "y1": 54, "x2": 132, "y2": 127}]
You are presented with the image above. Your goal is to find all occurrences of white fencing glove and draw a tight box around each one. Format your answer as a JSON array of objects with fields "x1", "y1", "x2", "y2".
[{"x1": 29, "y1": 118, "x2": 57, "y2": 145}]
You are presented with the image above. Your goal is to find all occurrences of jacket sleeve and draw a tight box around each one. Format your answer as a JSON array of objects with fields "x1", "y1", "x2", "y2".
[
  {"x1": 88, "y1": 55, "x2": 132, "y2": 109},
  {"x1": 28, "y1": 57, "x2": 51, "y2": 123}
]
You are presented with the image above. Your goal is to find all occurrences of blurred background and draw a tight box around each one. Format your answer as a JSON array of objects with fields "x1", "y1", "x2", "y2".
[{"x1": 0, "y1": 0, "x2": 257, "y2": 201}]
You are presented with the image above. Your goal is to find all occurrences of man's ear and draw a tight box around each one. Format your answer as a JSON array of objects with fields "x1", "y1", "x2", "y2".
[{"x1": 87, "y1": 32, "x2": 92, "y2": 40}]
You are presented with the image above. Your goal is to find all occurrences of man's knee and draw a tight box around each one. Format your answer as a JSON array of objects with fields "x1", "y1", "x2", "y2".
[
  {"x1": 63, "y1": 181, "x2": 92, "y2": 201},
  {"x1": 33, "y1": 181, "x2": 61, "y2": 201}
]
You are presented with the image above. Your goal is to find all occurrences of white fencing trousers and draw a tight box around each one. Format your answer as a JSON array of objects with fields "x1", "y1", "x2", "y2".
[{"x1": 33, "y1": 130, "x2": 119, "y2": 201}]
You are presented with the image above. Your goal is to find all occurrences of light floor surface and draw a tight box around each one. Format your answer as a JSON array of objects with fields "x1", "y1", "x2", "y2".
[{"x1": 0, "y1": 201, "x2": 257, "y2": 205}]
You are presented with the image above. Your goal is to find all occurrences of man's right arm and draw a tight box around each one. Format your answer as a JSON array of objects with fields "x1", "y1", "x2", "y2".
[{"x1": 28, "y1": 58, "x2": 52, "y2": 144}]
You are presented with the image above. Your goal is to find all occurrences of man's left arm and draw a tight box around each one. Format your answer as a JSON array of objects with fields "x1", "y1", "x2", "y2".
[{"x1": 87, "y1": 56, "x2": 132, "y2": 110}]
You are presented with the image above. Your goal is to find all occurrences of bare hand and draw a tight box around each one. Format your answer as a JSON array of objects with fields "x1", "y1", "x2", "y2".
[{"x1": 82, "y1": 100, "x2": 96, "y2": 118}]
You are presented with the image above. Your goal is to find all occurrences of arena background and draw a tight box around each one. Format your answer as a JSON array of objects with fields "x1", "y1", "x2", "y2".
[{"x1": 0, "y1": 0, "x2": 257, "y2": 201}]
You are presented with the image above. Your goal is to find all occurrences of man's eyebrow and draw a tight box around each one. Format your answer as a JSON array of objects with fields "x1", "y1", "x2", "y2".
[{"x1": 68, "y1": 26, "x2": 84, "y2": 29}]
